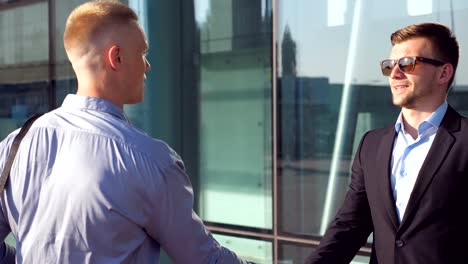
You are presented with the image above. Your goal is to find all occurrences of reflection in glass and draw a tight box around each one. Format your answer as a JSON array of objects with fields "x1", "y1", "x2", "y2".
[
  {"x1": 0, "y1": 2, "x2": 49, "y2": 139},
  {"x1": 194, "y1": 0, "x2": 273, "y2": 229},
  {"x1": 214, "y1": 234, "x2": 272, "y2": 264},
  {"x1": 278, "y1": 241, "x2": 370, "y2": 264},
  {"x1": 53, "y1": 1, "x2": 90, "y2": 106}
]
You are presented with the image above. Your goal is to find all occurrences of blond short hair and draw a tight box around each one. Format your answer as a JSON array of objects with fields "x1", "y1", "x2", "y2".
[{"x1": 64, "y1": 0, "x2": 138, "y2": 55}]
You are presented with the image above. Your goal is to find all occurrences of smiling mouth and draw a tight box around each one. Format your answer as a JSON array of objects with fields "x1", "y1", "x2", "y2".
[
  {"x1": 391, "y1": 84, "x2": 409, "y2": 94},
  {"x1": 392, "y1": 82, "x2": 409, "y2": 89}
]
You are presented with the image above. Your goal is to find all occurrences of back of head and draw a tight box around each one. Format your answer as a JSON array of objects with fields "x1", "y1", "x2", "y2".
[
  {"x1": 390, "y1": 22, "x2": 459, "y2": 88},
  {"x1": 64, "y1": 0, "x2": 138, "y2": 60}
]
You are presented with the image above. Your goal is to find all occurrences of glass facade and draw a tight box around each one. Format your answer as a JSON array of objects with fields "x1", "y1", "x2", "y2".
[
  {"x1": 195, "y1": 0, "x2": 273, "y2": 230},
  {"x1": 2, "y1": 0, "x2": 468, "y2": 263},
  {"x1": 0, "y1": 1, "x2": 49, "y2": 139}
]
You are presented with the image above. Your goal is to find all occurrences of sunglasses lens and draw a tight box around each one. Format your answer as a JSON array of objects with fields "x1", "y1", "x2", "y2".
[
  {"x1": 398, "y1": 57, "x2": 415, "y2": 73},
  {"x1": 381, "y1": 60, "x2": 394, "y2": 76}
]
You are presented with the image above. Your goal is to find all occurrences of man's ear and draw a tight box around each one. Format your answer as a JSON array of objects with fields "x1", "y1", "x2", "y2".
[
  {"x1": 108, "y1": 45, "x2": 122, "y2": 70},
  {"x1": 438, "y1": 63, "x2": 454, "y2": 85}
]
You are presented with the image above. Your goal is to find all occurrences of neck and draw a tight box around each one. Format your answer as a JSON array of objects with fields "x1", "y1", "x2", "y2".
[
  {"x1": 70, "y1": 48, "x2": 124, "y2": 108},
  {"x1": 75, "y1": 80, "x2": 124, "y2": 109},
  {"x1": 400, "y1": 110, "x2": 429, "y2": 139},
  {"x1": 400, "y1": 101, "x2": 444, "y2": 139}
]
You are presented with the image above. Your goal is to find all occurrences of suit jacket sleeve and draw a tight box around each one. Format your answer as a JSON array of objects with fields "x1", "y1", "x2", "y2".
[{"x1": 305, "y1": 132, "x2": 373, "y2": 264}]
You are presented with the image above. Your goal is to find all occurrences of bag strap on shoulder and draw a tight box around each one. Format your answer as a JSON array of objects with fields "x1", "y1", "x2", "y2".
[{"x1": 0, "y1": 114, "x2": 44, "y2": 195}]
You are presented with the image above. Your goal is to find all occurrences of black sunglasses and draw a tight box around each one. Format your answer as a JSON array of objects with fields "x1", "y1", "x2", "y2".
[{"x1": 380, "y1": 56, "x2": 446, "y2": 76}]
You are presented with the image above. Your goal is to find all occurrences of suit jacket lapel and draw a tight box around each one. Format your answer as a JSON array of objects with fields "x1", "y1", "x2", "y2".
[
  {"x1": 399, "y1": 106, "x2": 459, "y2": 229},
  {"x1": 376, "y1": 126, "x2": 399, "y2": 230}
]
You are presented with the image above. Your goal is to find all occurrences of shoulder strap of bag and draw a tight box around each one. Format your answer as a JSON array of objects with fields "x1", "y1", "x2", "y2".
[{"x1": 0, "y1": 114, "x2": 43, "y2": 195}]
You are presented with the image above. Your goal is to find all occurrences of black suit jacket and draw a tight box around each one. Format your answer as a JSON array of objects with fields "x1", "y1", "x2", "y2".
[{"x1": 306, "y1": 105, "x2": 468, "y2": 264}]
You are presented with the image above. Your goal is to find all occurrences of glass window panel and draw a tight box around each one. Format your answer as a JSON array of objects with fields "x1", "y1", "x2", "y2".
[
  {"x1": 4, "y1": 234, "x2": 15, "y2": 247},
  {"x1": 194, "y1": 0, "x2": 273, "y2": 229},
  {"x1": 278, "y1": 241, "x2": 370, "y2": 264},
  {"x1": 53, "y1": 0, "x2": 88, "y2": 106},
  {"x1": 351, "y1": 254, "x2": 372, "y2": 264},
  {"x1": 0, "y1": 2, "x2": 49, "y2": 138},
  {"x1": 213, "y1": 234, "x2": 272, "y2": 264},
  {"x1": 277, "y1": 0, "x2": 468, "y2": 250},
  {"x1": 0, "y1": 2, "x2": 48, "y2": 65}
]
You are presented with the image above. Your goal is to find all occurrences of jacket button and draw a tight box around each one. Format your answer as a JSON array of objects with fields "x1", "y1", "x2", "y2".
[{"x1": 395, "y1": 240, "x2": 405, "y2": 247}]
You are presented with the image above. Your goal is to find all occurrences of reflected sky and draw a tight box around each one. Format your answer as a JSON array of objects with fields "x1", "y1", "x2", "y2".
[
  {"x1": 195, "y1": 0, "x2": 210, "y2": 24},
  {"x1": 277, "y1": 0, "x2": 468, "y2": 87}
]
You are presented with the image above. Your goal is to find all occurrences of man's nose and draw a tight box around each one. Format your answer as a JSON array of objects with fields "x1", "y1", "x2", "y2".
[{"x1": 389, "y1": 64, "x2": 405, "y2": 79}]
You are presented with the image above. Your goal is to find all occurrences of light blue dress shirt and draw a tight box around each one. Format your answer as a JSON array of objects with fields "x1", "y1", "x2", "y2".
[
  {"x1": 0, "y1": 95, "x2": 249, "y2": 264},
  {"x1": 391, "y1": 102, "x2": 447, "y2": 223}
]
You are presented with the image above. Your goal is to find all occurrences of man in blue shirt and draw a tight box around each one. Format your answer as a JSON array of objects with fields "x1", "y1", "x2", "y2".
[
  {"x1": 306, "y1": 23, "x2": 468, "y2": 263},
  {"x1": 0, "y1": 1, "x2": 252, "y2": 263}
]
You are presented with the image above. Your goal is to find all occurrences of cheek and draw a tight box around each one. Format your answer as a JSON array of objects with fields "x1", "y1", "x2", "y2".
[{"x1": 411, "y1": 76, "x2": 433, "y2": 93}]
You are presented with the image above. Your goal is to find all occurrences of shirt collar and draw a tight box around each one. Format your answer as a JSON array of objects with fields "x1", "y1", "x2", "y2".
[
  {"x1": 394, "y1": 101, "x2": 448, "y2": 134},
  {"x1": 61, "y1": 94, "x2": 128, "y2": 122}
]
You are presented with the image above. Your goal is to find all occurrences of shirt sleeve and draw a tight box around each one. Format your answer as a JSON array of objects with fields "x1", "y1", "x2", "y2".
[
  {"x1": 143, "y1": 159, "x2": 248, "y2": 264},
  {"x1": 0, "y1": 137, "x2": 16, "y2": 263}
]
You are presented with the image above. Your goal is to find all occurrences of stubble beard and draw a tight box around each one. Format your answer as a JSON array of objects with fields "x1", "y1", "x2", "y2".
[{"x1": 392, "y1": 91, "x2": 416, "y2": 108}]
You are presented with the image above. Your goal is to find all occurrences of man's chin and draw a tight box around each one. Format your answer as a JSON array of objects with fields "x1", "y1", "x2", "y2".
[
  {"x1": 392, "y1": 97, "x2": 401, "y2": 107},
  {"x1": 392, "y1": 99, "x2": 415, "y2": 109},
  {"x1": 126, "y1": 97, "x2": 144, "y2": 105},
  {"x1": 392, "y1": 95, "x2": 408, "y2": 107}
]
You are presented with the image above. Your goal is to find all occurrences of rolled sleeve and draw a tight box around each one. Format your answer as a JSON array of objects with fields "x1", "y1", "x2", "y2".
[{"x1": 144, "y1": 161, "x2": 247, "y2": 264}]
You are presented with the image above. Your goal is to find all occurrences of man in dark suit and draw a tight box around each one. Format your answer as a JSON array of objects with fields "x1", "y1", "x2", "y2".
[{"x1": 305, "y1": 22, "x2": 466, "y2": 264}]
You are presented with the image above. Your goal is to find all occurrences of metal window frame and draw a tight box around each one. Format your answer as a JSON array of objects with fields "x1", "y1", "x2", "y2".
[{"x1": 0, "y1": 0, "x2": 43, "y2": 11}]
